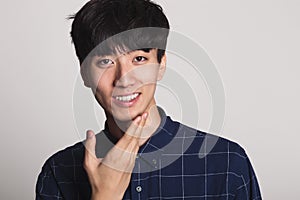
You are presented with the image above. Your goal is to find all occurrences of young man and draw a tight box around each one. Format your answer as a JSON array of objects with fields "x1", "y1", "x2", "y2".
[{"x1": 36, "y1": 0, "x2": 262, "y2": 199}]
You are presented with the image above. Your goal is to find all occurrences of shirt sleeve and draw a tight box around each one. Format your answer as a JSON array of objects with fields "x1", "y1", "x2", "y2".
[
  {"x1": 35, "y1": 159, "x2": 64, "y2": 200},
  {"x1": 234, "y1": 147, "x2": 262, "y2": 200}
]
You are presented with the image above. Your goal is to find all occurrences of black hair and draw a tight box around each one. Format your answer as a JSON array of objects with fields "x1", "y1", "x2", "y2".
[{"x1": 69, "y1": 0, "x2": 170, "y2": 64}]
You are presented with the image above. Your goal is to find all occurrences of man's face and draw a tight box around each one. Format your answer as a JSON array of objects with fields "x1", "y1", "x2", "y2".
[{"x1": 82, "y1": 48, "x2": 166, "y2": 122}]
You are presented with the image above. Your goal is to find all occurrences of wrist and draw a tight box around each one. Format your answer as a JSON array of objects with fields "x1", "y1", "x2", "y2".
[{"x1": 91, "y1": 190, "x2": 123, "y2": 200}]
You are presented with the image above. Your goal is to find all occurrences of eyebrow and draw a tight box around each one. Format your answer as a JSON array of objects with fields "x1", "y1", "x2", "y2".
[
  {"x1": 126, "y1": 48, "x2": 152, "y2": 54},
  {"x1": 95, "y1": 48, "x2": 153, "y2": 58}
]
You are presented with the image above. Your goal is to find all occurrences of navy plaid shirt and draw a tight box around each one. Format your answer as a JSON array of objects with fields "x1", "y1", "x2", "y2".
[{"x1": 36, "y1": 109, "x2": 261, "y2": 200}]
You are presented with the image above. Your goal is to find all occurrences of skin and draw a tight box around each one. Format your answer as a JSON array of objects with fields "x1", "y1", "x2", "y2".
[
  {"x1": 85, "y1": 114, "x2": 147, "y2": 199},
  {"x1": 82, "y1": 48, "x2": 166, "y2": 199}
]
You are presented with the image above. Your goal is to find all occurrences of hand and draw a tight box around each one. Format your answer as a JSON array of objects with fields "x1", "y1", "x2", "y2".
[{"x1": 84, "y1": 113, "x2": 148, "y2": 200}]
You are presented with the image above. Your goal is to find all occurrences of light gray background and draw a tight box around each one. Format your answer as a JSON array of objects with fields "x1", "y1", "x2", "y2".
[{"x1": 0, "y1": 0, "x2": 299, "y2": 199}]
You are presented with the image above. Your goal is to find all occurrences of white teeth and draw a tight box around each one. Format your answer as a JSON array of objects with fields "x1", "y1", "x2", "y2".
[{"x1": 115, "y1": 93, "x2": 139, "y2": 102}]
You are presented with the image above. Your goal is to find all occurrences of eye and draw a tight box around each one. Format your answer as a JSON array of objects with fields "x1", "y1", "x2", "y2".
[
  {"x1": 97, "y1": 59, "x2": 114, "y2": 67},
  {"x1": 133, "y1": 56, "x2": 147, "y2": 63}
]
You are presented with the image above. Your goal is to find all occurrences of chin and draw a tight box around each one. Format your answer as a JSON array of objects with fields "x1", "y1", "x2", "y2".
[{"x1": 111, "y1": 108, "x2": 139, "y2": 122}]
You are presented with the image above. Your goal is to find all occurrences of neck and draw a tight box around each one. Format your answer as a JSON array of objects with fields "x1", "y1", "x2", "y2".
[{"x1": 106, "y1": 105, "x2": 161, "y2": 145}]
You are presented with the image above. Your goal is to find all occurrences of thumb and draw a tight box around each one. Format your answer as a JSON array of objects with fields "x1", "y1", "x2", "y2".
[
  {"x1": 84, "y1": 130, "x2": 101, "y2": 167},
  {"x1": 85, "y1": 130, "x2": 96, "y2": 155}
]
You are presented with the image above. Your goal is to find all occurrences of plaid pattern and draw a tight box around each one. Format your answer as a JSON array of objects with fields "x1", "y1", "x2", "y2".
[{"x1": 36, "y1": 110, "x2": 261, "y2": 200}]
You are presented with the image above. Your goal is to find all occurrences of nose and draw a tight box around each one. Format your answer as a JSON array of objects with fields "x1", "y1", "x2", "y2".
[{"x1": 113, "y1": 58, "x2": 136, "y2": 88}]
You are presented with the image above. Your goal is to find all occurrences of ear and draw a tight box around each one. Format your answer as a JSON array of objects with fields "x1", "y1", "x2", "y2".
[{"x1": 157, "y1": 54, "x2": 166, "y2": 81}]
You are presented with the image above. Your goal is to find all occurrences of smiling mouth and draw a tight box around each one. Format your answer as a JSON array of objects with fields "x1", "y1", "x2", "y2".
[{"x1": 113, "y1": 93, "x2": 141, "y2": 102}]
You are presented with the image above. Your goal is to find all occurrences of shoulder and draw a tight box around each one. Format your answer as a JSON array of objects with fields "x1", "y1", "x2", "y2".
[
  {"x1": 177, "y1": 121, "x2": 261, "y2": 197},
  {"x1": 37, "y1": 141, "x2": 85, "y2": 184},
  {"x1": 36, "y1": 141, "x2": 87, "y2": 198},
  {"x1": 42, "y1": 141, "x2": 85, "y2": 169},
  {"x1": 169, "y1": 119, "x2": 246, "y2": 156},
  {"x1": 162, "y1": 117, "x2": 252, "y2": 164},
  {"x1": 171, "y1": 119, "x2": 255, "y2": 173}
]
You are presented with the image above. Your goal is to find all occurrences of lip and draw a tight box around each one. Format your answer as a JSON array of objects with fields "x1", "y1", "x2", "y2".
[{"x1": 112, "y1": 92, "x2": 141, "y2": 108}]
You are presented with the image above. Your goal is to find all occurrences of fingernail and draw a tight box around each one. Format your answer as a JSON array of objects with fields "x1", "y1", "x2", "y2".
[
  {"x1": 143, "y1": 112, "x2": 148, "y2": 119},
  {"x1": 86, "y1": 130, "x2": 94, "y2": 138},
  {"x1": 135, "y1": 116, "x2": 142, "y2": 123}
]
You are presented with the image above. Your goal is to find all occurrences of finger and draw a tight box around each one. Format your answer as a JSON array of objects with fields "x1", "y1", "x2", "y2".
[
  {"x1": 102, "y1": 144, "x2": 138, "y2": 173},
  {"x1": 135, "y1": 113, "x2": 148, "y2": 135},
  {"x1": 116, "y1": 114, "x2": 144, "y2": 151},
  {"x1": 84, "y1": 130, "x2": 102, "y2": 167},
  {"x1": 123, "y1": 115, "x2": 142, "y2": 138},
  {"x1": 85, "y1": 130, "x2": 96, "y2": 155},
  {"x1": 134, "y1": 112, "x2": 148, "y2": 138},
  {"x1": 106, "y1": 114, "x2": 148, "y2": 172},
  {"x1": 140, "y1": 112, "x2": 148, "y2": 126},
  {"x1": 116, "y1": 113, "x2": 148, "y2": 151}
]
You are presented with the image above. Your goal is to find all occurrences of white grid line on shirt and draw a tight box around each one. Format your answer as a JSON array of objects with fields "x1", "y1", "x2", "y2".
[
  {"x1": 181, "y1": 130, "x2": 186, "y2": 198},
  {"x1": 204, "y1": 136, "x2": 207, "y2": 200},
  {"x1": 72, "y1": 149, "x2": 76, "y2": 182},
  {"x1": 131, "y1": 171, "x2": 242, "y2": 182},
  {"x1": 226, "y1": 142, "x2": 230, "y2": 200},
  {"x1": 241, "y1": 175, "x2": 249, "y2": 199},
  {"x1": 161, "y1": 151, "x2": 246, "y2": 159},
  {"x1": 37, "y1": 122, "x2": 261, "y2": 200}
]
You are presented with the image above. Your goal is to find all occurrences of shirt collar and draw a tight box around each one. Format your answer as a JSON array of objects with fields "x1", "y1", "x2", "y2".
[
  {"x1": 138, "y1": 107, "x2": 179, "y2": 154},
  {"x1": 102, "y1": 106, "x2": 177, "y2": 152}
]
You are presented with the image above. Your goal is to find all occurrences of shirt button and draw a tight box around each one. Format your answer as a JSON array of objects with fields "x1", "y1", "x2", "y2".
[
  {"x1": 136, "y1": 186, "x2": 142, "y2": 193},
  {"x1": 152, "y1": 159, "x2": 157, "y2": 165}
]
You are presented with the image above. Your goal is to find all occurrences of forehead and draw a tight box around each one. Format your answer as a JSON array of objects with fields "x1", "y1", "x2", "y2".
[{"x1": 90, "y1": 30, "x2": 163, "y2": 56}]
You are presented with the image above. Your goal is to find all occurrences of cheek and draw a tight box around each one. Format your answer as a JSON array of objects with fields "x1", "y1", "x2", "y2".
[
  {"x1": 89, "y1": 66, "x2": 112, "y2": 85},
  {"x1": 94, "y1": 73, "x2": 115, "y2": 103},
  {"x1": 142, "y1": 84, "x2": 157, "y2": 98},
  {"x1": 95, "y1": 83, "x2": 113, "y2": 110},
  {"x1": 134, "y1": 65, "x2": 159, "y2": 84},
  {"x1": 92, "y1": 69, "x2": 114, "y2": 89},
  {"x1": 97, "y1": 77, "x2": 113, "y2": 95}
]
